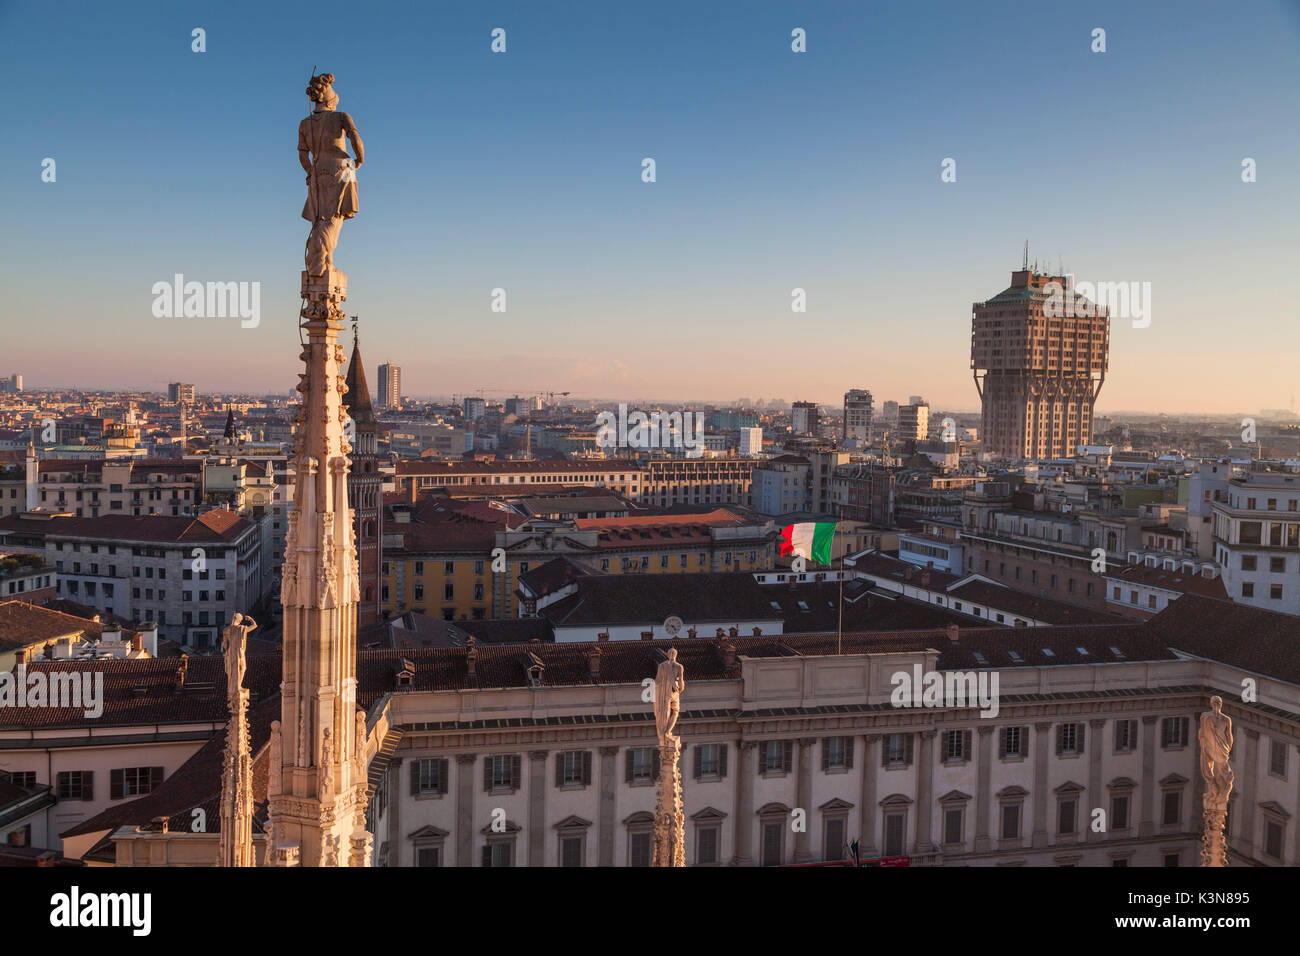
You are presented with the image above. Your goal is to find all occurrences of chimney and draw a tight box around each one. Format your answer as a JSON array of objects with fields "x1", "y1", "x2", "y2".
[
  {"x1": 946, "y1": 623, "x2": 959, "y2": 644},
  {"x1": 722, "y1": 642, "x2": 737, "y2": 669},
  {"x1": 920, "y1": 570, "x2": 931, "y2": 587},
  {"x1": 466, "y1": 636, "x2": 478, "y2": 680},
  {"x1": 130, "y1": 633, "x2": 143, "y2": 653},
  {"x1": 173, "y1": 654, "x2": 188, "y2": 692},
  {"x1": 152, "y1": 815, "x2": 169, "y2": 834},
  {"x1": 640, "y1": 630, "x2": 654, "y2": 640},
  {"x1": 715, "y1": 628, "x2": 725, "y2": 639},
  {"x1": 903, "y1": 566, "x2": 915, "y2": 581},
  {"x1": 729, "y1": 626, "x2": 739, "y2": 639},
  {"x1": 13, "y1": 648, "x2": 26, "y2": 673},
  {"x1": 587, "y1": 645, "x2": 601, "y2": 681},
  {"x1": 751, "y1": 627, "x2": 762, "y2": 636},
  {"x1": 597, "y1": 630, "x2": 610, "y2": 643}
]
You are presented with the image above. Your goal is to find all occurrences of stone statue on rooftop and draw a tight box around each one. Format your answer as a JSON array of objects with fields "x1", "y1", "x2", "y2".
[
  {"x1": 299, "y1": 73, "x2": 365, "y2": 275},
  {"x1": 653, "y1": 647, "x2": 685, "y2": 741},
  {"x1": 1199, "y1": 695, "x2": 1234, "y2": 866},
  {"x1": 222, "y1": 613, "x2": 255, "y2": 698}
]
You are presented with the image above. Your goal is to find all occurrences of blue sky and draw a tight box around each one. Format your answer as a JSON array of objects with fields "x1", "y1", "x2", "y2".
[{"x1": 2, "y1": 0, "x2": 1298, "y2": 414}]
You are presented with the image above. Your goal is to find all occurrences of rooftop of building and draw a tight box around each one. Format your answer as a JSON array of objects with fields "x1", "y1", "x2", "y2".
[{"x1": 0, "y1": 509, "x2": 251, "y2": 544}]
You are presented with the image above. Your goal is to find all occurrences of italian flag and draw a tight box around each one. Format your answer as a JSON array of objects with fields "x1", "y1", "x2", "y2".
[{"x1": 778, "y1": 522, "x2": 835, "y2": 564}]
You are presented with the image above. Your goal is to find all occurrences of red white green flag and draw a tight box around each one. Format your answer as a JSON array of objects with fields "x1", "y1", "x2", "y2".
[{"x1": 778, "y1": 522, "x2": 836, "y2": 564}]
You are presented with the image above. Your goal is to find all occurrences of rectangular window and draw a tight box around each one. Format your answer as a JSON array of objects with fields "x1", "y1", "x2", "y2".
[
  {"x1": 111, "y1": 766, "x2": 162, "y2": 799},
  {"x1": 761, "y1": 822, "x2": 783, "y2": 867},
  {"x1": 943, "y1": 808, "x2": 963, "y2": 845},
  {"x1": 1056, "y1": 723, "x2": 1081, "y2": 755},
  {"x1": 629, "y1": 831, "x2": 652, "y2": 867},
  {"x1": 1058, "y1": 799, "x2": 1077, "y2": 834},
  {"x1": 1112, "y1": 795, "x2": 1130, "y2": 830},
  {"x1": 413, "y1": 758, "x2": 448, "y2": 795},
  {"x1": 1001, "y1": 804, "x2": 1020, "y2": 840},
  {"x1": 1162, "y1": 790, "x2": 1181, "y2": 826},
  {"x1": 1000, "y1": 726, "x2": 1023, "y2": 758},
  {"x1": 1114, "y1": 720, "x2": 1135, "y2": 753},
  {"x1": 823, "y1": 817, "x2": 846, "y2": 862},
  {"x1": 559, "y1": 835, "x2": 583, "y2": 868},
  {"x1": 883, "y1": 813, "x2": 905, "y2": 857},
  {"x1": 1271, "y1": 740, "x2": 1288, "y2": 777},
  {"x1": 1161, "y1": 717, "x2": 1188, "y2": 748},
  {"x1": 696, "y1": 826, "x2": 720, "y2": 865},
  {"x1": 1265, "y1": 820, "x2": 1285, "y2": 860}
]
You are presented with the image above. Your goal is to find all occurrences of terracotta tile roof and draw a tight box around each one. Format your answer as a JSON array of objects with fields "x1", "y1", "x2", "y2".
[
  {"x1": 1107, "y1": 562, "x2": 1229, "y2": 599},
  {"x1": 542, "y1": 572, "x2": 778, "y2": 628},
  {"x1": 1147, "y1": 593, "x2": 1300, "y2": 682},
  {"x1": 398, "y1": 459, "x2": 635, "y2": 476},
  {"x1": 0, "y1": 653, "x2": 281, "y2": 729},
  {"x1": 575, "y1": 509, "x2": 747, "y2": 531},
  {"x1": 945, "y1": 581, "x2": 1122, "y2": 625},
  {"x1": 0, "y1": 601, "x2": 102, "y2": 652},
  {"x1": 0, "y1": 511, "x2": 252, "y2": 544}
]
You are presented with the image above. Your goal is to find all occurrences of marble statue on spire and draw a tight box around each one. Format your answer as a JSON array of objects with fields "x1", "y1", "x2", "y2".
[
  {"x1": 651, "y1": 648, "x2": 686, "y2": 867},
  {"x1": 299, "y1": 73, "x2": 365, "y2": 276},
  {"x1": 218, "y1": 614, "x2": 256, "y2": 866},
  {"x1": 1199, "y1": 695, "x2": 1234, "y2": 866}
]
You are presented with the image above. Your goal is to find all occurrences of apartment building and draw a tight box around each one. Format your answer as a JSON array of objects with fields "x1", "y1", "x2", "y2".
[
  {"x1": 1213, "y1": 471, "x2": 1300, "y2": 615},
  {"x1": 0, "y1": 510, "x2": 262, "y2": 648}
]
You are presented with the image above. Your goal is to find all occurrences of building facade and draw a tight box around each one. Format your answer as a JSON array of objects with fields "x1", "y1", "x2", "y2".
[{"x1": 971, "y1": 270, "x2": 1109, "y2": 459}]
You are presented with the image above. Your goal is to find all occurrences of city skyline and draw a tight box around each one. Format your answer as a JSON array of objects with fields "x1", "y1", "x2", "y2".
[{"x1": 4, "y1": 0, "x2": 1298, "y2": 413}]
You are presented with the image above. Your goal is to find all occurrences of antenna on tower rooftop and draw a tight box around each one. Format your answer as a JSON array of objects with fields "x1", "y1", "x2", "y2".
[{"x1": 1022, "y1": 240, "x2": 1029, "y2": 271}]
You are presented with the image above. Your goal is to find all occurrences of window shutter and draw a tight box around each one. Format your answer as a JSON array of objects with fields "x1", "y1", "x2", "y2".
[
  {"x1": 759, "y1": 744, "x2": 767, "y2": 775},
  {"x1": 1077, "y1": 723, "x2": 1086, "y2": 755},
  {"x1": 483, "y1": 756, "x2": 493, "y2": 793},
  {"x1": 844, "y1": 737, "x2": 854, "y2": 770},
  {"x1": 410, "y1": 761, "x2": 420, "y2": 796},
  {"x1": 693, "y1": 746, "x2": 703, "y2": 780},
  {"x1": 481, "y1": 845, "x2": 492, "y2": 867},
  {"x1": 998, "y1": 729, "x2": 1007, "y2": 759},
  {"x1": 782, "y1": 740, "x2": 793, "y2": 773},
  {"x1": 821, "y1": 738, "x2": 830, "y2": 772},
  {"x1": 624, "y1": 750, "x2": 633, "y2": 784},
  {"x1": 904, "y1": 735, "x2": 914, "y2": 766},
  {"x1": 555, "y1": 753, "x2": 565, "y2": 788},
  {"x1": 582, "y1": 750, "x2": 592, "y2": 785},
  {"x1": 439, "y1": 759, "x2": 449, "y2": 795},
  {"x1": 510, "y1": 754, "x2": 521, "y2": 790},
  {"x1": 652, "y1": 749, "x2": 662, "y2": 779},
  {"x1": 963, "y1": 730, "x2": 972, "y2": 761},
  {"x1": 150, "y1": 766, "x2": 163, "y2": 791},
  {"x1": 83, "y1": 771, "x2": 94, "y2": 802},
  {"x1": 111, "y1": 769, "x2": 123, "y2": 800},
  {"x1": 1022, "y1": 727, "x2": 1029, "y2": 758},
  {"x1": 1055, "y1": 725, "x2": 1063, "y2": 755},
  {"x1": 881, "y1": 739, "x2": 890, "y2": 768},
  {"x1": 719, "y1": 744, "x2": 728, "y2": 778}
]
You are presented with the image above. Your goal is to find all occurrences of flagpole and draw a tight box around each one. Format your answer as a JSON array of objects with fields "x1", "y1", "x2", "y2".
[{"x1": 837, "y1": 528, "x2": 843, "y2": 656}]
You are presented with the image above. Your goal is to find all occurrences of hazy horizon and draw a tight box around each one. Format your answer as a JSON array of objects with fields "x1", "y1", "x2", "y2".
[{"x1": 5, "y1": 0, "x2": 1298, "y2": 414}]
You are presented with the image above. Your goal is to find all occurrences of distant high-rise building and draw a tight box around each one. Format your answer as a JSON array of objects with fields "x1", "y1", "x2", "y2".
[
  {"x1": 881, "y1": 401, "x2": 899, "y2": 427},
  {"x1": 972, "y1": 268, "x2": 1109, "y2": 459},
  {"x1": 791, "y1": 401, "x2": 818, "y2": 436},
  {"x1": 1, "y1": 374, "x2": 23, "y2": 393},
  {"x1": 739, "y1": 427, "x2": 764, "y2": 456},
  {"x1": 898, "y1": 401, "x2": 929, "y2": 442},
  {"x1": 377, "y1": 363, "x2": 401, "y2": 409},
  {"x1": 168, "y1": 382, "x2": 195, "y2": 404},
  {"x1": 463, "y1": 396, "x2": 487, "y2": 421},
  {"x1": 908, "y1": 395, "x2": 924, "y2": 407},
  {"x1": 843, "y1": 388, "x2": 873, "y2": 442}
]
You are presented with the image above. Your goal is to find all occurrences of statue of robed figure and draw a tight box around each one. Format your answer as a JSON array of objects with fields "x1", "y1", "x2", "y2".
[{"x1": 299, "y1": 72, "x2": 365, "y2": 275}]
